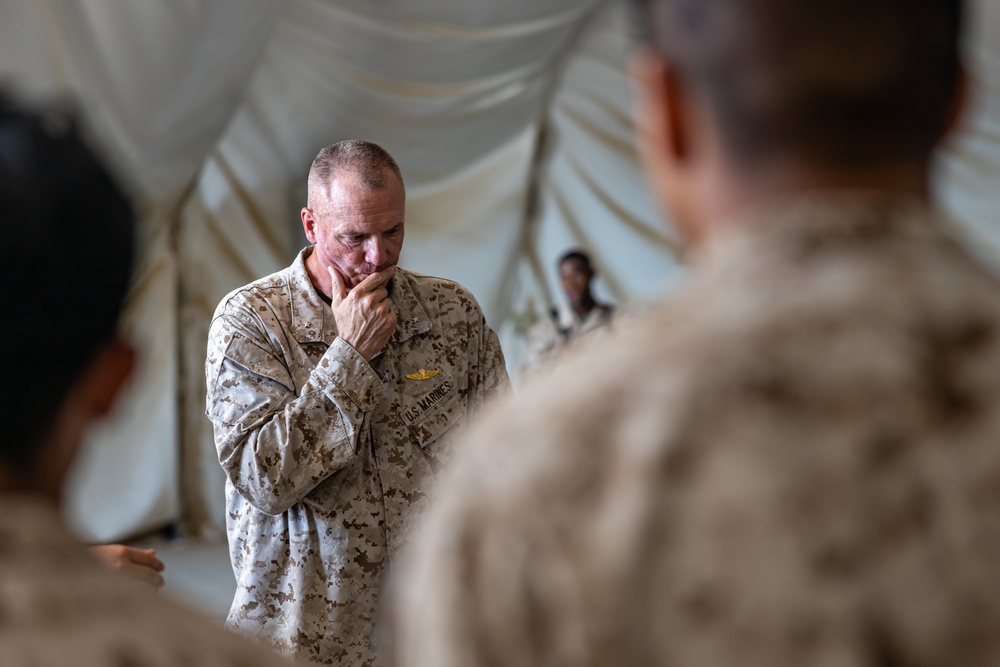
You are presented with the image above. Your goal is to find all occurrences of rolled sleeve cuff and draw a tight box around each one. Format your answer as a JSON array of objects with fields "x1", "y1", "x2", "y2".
[{"x1": 314, "y1": 337, "x2": 384, "y2": 411}]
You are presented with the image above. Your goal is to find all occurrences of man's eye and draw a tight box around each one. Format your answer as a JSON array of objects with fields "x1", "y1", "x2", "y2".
[{"x1": 385, "y1": 228, "x2": 401, "y2": 237}]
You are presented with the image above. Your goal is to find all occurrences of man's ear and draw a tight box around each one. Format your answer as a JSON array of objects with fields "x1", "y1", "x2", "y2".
[
  {"x1": 631, "y1": 47, "x2": 710, "y2": 248},
  {"x1": 28, "y1": 339, "x2": 136, "y2": 501},
  {"x1": 301, "y1": 207, "x2": 318, "y2": 244},
  {"x1": 631, "y1": 47, "x2": 690, "y2": 165},
  {"x1": 81, "y1": 338, "x2": 137, "y2": 418}
]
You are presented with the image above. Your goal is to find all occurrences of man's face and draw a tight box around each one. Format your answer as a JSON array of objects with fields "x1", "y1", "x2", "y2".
[
  {"x1": 305, "y1": 170, "x2": 405, "y2": 290},
  {"x1": 559, "y1": 258, "x2": 593, "y2": 308}
]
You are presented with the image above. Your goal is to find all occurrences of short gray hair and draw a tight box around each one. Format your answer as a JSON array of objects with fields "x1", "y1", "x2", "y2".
[{"x1": 307, "y1": 140, "x2": 403, "y2": 209}]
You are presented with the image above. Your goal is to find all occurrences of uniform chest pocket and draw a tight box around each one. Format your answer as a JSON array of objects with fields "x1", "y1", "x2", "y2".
[{"x1": 400, "y1": 374, "x2": 464, "y2": 447}]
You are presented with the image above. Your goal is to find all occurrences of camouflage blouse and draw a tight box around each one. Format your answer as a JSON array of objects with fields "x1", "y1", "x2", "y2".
[
  {"x1": 392, "y1": 195, "x2": 1000, "y2": 667},
  {"x1": 206, "y1": 248, "x2": 508, "y2": 665}
]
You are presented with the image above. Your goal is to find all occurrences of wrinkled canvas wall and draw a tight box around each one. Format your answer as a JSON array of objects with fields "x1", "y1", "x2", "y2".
[
  {"x1": 0, "y1": 0, "x2": 285, "y2": 541},
  {"x1": 177, "y1": 0, "x2": 647, "y2": 534},
  {"x1": 936, "y1": 0, "x2": 1000, "y2": 269}
]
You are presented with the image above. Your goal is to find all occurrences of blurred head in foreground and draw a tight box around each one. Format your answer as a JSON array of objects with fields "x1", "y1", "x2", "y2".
[
  {"x1": 630, "y1": 0, "x2": 964, "y2": 246},
  {"x1": 0, "y1": 93, "x2": 135, "y2": 501},
  {"x1": 387, "y1": 1, "x2": 1000, "y2": 667}
]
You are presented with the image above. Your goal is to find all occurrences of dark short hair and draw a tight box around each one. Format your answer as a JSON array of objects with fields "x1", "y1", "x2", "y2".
[
  {"x1": 631, "y1": 0, "x2": 964, "y2": 168},
  {"x1": 558, "y1": 249, "x2": 594, "y2": 273},
  {"x1": 307, "y1": 139, "x2": 403, "y2": 209},
  {"x1": 0, "y1": 94, "x2": 135, "y2": 470}
]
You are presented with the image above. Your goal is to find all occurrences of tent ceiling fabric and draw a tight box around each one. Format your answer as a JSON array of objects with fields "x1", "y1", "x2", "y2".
[
  {"x1": 935, "y1": 0, "x2": 1000, "y2": 273},
  {"x1": 175, "y1": 0, "x2": 648, "y2": 535},
  {"x1": 2, "y1": 0, "x2": 999, "y2": 541}
]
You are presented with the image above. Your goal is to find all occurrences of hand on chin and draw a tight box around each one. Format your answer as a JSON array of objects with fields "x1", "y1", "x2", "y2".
[{"x1": 358, "y1": 268, "x2": 393, "y2": 289}]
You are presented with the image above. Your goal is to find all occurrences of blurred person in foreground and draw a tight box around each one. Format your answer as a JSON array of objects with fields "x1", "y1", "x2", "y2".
[
  {"x1": 390, "y1": 0, "x2": 1000, "y2": 665},
  {"x1": 205, "y1": 140, "x2": 508, "y2": 665},
  {"x1": 0, "y1": 94, "x2": 287, "y2": 666},
  {"x1": 518, "y1": 249, "x2": 616, "y2": 378}
]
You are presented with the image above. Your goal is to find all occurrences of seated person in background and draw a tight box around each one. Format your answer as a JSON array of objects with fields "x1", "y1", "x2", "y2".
[
  {"x1": 0, "y1": 94, "x2": 287, "y2": 666},
  {"x1": 519, "y1": 249, "x2": 615, "y2": 376},
  {"x1": 390, "y1": 0, "x2": 1000, "y2": 665}
]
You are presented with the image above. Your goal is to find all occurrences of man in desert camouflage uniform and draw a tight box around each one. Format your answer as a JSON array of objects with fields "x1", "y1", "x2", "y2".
[
  {"x1": 206, "y1": 140, "x2": 508, "y2": 665},
  {"x1": 391, "y1": 1, "x2": 1000, "y2": 666},
  {"x1": 0, "y1": 95, "x2": 287, "y2": 667}
]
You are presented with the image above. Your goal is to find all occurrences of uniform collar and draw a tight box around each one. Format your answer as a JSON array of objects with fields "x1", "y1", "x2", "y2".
[
  {"x1": 700, "y1": 192, "x2": 938, "y2": 272},
  {"x1": 556, "y1": 301, "x2": 611, "y2": 329},
  {"x1": 383, "y1": 268, "x2": 434, "y2": 352},
  {"x1": 288, "y1": 247, "x2": 433, "y2": 348},
  {"x1": 288, "y1": 248, "x2": 336, "y2": 345},
  {"x1": 0, "y1": 493, "x2": 75, "y2": 551},
  {"x1": 553, "y1": 302, "x2": 574, "y2": 329}
]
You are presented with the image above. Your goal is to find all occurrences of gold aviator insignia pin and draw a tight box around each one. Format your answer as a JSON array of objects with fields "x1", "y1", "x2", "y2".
[{"x1": 406, "y1": 369, "x2": 440, "y2": 381}]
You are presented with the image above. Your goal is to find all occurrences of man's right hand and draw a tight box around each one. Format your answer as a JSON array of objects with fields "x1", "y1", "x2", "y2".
[{"x1": 329, "y1": 266, "x2": 397, "y2": 361}]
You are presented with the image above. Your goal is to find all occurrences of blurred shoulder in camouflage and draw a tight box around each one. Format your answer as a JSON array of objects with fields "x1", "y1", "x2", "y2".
[
  {"x1": 390, "y1": 1, "x2": 1000, "y2": 666},
  {"x1": 0, "y1": 92, "x2": 288, "y2": 667}
]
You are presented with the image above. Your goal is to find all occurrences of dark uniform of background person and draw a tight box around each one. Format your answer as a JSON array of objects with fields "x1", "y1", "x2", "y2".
[
  {"x1": 389, "y1": 1, "x2": 1000, "y2": 666},
  {"x1": 0, "y1": 94, "x2": 288, "y2": 666}
]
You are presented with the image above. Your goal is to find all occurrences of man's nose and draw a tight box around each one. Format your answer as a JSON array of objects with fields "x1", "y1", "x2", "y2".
[{"x1": 365, "y1": 237, "x2": 387, "y2": 266}]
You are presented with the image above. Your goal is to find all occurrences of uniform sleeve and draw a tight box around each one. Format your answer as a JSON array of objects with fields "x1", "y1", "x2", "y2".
[
  {"x1": 205, "y1": 311, "x2": 383, "y2": 515},
  {"x1": 470, "y1": 313, "x2": 511, "y2": 415}
]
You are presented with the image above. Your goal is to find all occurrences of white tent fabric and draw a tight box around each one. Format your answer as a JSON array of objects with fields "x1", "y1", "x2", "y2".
[
  {"x1": 175, "y1": 0, "x2": 672, "y2": 535},
  {"x1": 1, "y1": 0, "x2": 999, "y2": 541},
  {"x1": 936, "y1": 0, "x2": 1000, "y2": 271}
]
